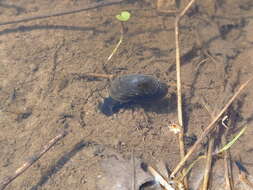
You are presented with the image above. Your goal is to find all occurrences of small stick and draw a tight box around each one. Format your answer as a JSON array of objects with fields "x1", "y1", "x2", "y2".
[
  {"x1": 224, "y1": 148, "x2": 233, "y2": 190},
  {"x1": 145, "y1": 164, "x2": 175, "y2": 190},
  {"x1": 83, "y1": 73, "x2": 114, "y2": 80},
  {"x1": 173, "y1": 0, "x2": 197, "y2": 187},
  {"x1": 201, "y1": 98, "x2": 215, "y2": 190},
  {"x1": 202, "y1": 136, "x2": 214, "y2": 190},
  {"x1": 177, "y1": 0, "x2": 197, "y2": 19},
  {"x1": 0, "y1": 131, "x2": 68, "y2": 190},
  {"x1": 0, "y1": 0, "x2": 126, "y2": 26},
  {"x1": 222, "y1": 120, "x2": 234, "y2": 190},
  {"x1": 170, "y1": 77, "x2": 253, "y2": 178}
]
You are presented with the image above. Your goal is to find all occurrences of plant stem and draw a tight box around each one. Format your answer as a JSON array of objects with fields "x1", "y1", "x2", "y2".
[
  {"x1": 107, "y1": 22, "x2": 124, "y2": 62},
  {"x1": 173, "y1": 0, "x2": 197, "y2": 187},
  {"x1": 0, "y1": 131, "x2": 67, "y2": 190},
  {"x1": 170, "y1": 77, "x2": 252, "y2": 178}
]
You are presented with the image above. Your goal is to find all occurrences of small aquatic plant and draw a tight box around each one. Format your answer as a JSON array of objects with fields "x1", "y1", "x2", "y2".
[
  {"x1": 107, "y1": 11, "x2": 131, "y2": 62},
  {"x1": 115, "y1": 11, "x2": 131, "y2": 22}
]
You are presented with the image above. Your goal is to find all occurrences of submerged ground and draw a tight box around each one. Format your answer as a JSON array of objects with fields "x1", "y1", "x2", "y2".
[{"x1": 0, "y1": 0, "x2": 253, "y2": 189}]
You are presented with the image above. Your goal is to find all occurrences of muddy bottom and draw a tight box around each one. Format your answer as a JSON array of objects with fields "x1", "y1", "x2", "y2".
[{"x1": 0, "y1": 0, "x2": 253, "y2": 189}]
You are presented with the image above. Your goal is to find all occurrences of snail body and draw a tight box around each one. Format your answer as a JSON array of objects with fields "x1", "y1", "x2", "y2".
[{"x1": 100, "y1": 74, "x2": 168, "y2": 116}]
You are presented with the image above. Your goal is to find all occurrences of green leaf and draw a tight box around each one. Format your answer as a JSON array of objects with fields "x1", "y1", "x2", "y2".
[{"x1": 116, "y1": 11, "x2": 131, "y2": 22}]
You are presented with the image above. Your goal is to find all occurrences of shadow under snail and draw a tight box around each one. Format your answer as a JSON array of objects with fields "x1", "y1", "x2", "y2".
[{"x1": 99, "y1": 74, "x2": 168, "y2": 116}]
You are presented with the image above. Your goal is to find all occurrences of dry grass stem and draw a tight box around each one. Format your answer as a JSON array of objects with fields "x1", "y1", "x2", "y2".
[
  {"x1": 202, "y1": 137, "x2": 214, "y2": 190},
  {"x1": 172, "y1": 1, "x2": 197, "y2": 187},
  {"x1": 173, "y1": 0, "x2": 197, "y2": 187},
  {"x1": 221, "y1": 117, "x2": 234, "y2": 190},
  {"x1": 146, "y1": 165, "x2": 175, "y2": 190},
  {"x1": 0, "y1": 131, "x2": 67, "y2": 190},
  {"x1": 180, "y1": 155, "x2": 206, "y2": 181},
  {"x1": 177, "y1": 0, "x2": 197, "y2": 19},
  {"x1": 224, "y1": 151, "x2": 233, "y2": 190},
  {"x1": 170, "y1": 77, "x2": 253, "y2": 178},
  {"x1": 174, "y1": 12, "x2": 186, "y2": 190},
  {"x1": 222, "y1": 129, "x2": 234, "y2": 190},
  {"x1": 201, "y1": 98, "x2": 215, "y2": 190},
  {"x1": 174, "y1": 9, "x2": 185, "y2": 159}
]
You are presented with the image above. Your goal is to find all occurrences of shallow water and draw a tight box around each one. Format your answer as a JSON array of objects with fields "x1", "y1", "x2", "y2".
[{"x1": 0, "y1": 0, "x2": 253, "y2": 190}]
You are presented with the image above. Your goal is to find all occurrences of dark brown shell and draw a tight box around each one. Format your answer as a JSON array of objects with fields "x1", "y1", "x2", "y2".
[{"x1": 109, "y1": 74, "x2": 168, "y2": 103}]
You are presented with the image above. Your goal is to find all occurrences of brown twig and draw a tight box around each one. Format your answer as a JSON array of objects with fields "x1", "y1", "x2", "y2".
[
  {"x1": 0, "y1": 0, "x2": 126, "y2": 26},
  {"x1": 224, "y1": 148, "x2": 233, "y2": 190},
  {"x1": 83, "y1": 73, "x2": 114, "y2": 80},
  {"x1": 170, "y1": 77, "x2": 253, "y2": 178},
  {"x1": 0, "y1": 131, "x2": 67, "y2": 190},
  {"x1": 145, "y1": 164, "x2": 174, "y2": 190},
  {"x1": 201, "y1": 98, "x2": 215, "y2": 190},
  {"x1": 177, "y1": 0, "x2": 197, "y2": 20},
  {"x1": 202, "y1": 136, "x2": 214, "y2": 190},
  {"x1": 222, "y1": 123, "x2": 234, "y2": 190},
  {"x1": 173, "y1": 0, "x2": 197, "y2": 187}
]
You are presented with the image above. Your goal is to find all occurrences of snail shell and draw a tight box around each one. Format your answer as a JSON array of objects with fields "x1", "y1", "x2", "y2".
[
  {"x1": 109, "y1": 74, "x2": 168, "y2": 103},
  {"x1": 100, "y1": 74, "x2": 168, "y2": 116}
]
